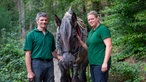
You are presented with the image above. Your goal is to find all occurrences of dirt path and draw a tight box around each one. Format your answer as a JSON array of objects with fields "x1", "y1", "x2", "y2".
[{"x1": 53, "y1": 58, "x2": 61, "y2": 82}]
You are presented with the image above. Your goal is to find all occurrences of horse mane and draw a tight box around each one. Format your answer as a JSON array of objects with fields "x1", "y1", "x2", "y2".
[
  {"x1": 65, "y1": 11, "x2": 87, "y2": 39},
  {"x1": 77, "y1": 17, "x2": 86, "y2": 28},
  {"x1": 76, "y1": 17, "x2": 87, "y2": 43}
]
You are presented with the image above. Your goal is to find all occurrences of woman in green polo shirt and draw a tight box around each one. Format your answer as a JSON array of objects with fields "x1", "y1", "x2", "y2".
[{"x1": 77, "y1": 11, "x2": 112, "y2": 82}]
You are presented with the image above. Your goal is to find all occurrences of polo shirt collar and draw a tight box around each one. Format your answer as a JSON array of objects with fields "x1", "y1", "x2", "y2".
[
  {"x1": 92, "y1": 24, "x2": 101, "y2": 32},
  {"x1": 34, "y1": 28, "x2": 49, "y2": 34}
]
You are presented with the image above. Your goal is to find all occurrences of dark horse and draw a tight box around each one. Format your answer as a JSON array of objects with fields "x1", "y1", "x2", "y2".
[{"x1": 54, "y1": 8, "x2": 88, "y2": 82}]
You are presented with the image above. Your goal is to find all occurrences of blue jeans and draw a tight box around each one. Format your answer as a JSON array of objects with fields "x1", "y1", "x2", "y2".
[
  {"x1": 31, "y1": 59, "x2": 54, "y2": 82},
  {"x1": 90, "y1": 65, "x2": 110, "y2": 82}
]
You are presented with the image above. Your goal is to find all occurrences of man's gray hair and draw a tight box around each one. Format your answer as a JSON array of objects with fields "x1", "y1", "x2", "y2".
[
  {"x1": 87, "y1": 11, "x2": 99, "y2": 18},
  {"x1": 35, "y1": 12, "x2": 48, "y2": 20}
]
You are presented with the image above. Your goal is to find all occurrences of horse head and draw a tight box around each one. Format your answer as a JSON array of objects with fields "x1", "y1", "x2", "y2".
[
  {"x1": 55, "y1": 8, "x2": 83, "y2": 65},
  {"x1": 54, "y1": 8, "x2": 88, "y2": 82}
]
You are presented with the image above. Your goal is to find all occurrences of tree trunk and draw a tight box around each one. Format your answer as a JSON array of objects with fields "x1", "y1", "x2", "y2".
[
  {"x1": 28, "y1": 1, "x2": 33, "y2": 30},
  {"x1": 16, "y1": 0, "x2": 25, "y2": 39}
]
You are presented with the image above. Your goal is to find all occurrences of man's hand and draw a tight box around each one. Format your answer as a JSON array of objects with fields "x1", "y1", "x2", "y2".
[{"x1": 57, "y1": 55, "x2": 63, "y2": 61}]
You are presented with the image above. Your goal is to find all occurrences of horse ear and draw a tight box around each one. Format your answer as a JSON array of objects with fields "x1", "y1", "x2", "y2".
[
  {"x1": 68, "y1": 7, "x2": 73, "y2": 14},
  {"x1": 54, "y1": 14, "x2": 61, "y2": 27},
  {"x1": 71, "y1": 12, "x2": 77, "y2": 25}
]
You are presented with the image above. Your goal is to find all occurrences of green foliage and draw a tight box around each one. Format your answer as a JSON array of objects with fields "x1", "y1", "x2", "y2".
[
  {"x1": 0, "y1": 8, "x2": 25, "y2": 81},
  {"x1": 102, "y1": 0, "x2": 146, "y2": 60},
  {"x1": 109, "y1": 62, "x2": 145, "y2": 82},
  {"x1": 112, "y1": 33, "x2": 146, "y2": 61},
  {"x1": 0, "y1": 38, "x2": 27, "y2": 82},
  {"x1": 0, "y1": 7, "x2": 11, "y2": 28},
  {"x1": 0, "y1": 0, "x2": 19, "y2": 42},
  {"x1": 0, "y1": 7, "x2": 13, "y2": 37},
  {"x1": 102, "y1": 0, "x2": 146, "y2": 33}
]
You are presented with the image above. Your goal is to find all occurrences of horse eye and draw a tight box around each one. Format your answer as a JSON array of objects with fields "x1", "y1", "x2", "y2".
[
  {"x1": 71, "y1": 33, "x2": 76, "y2": 38},
  {"x1": 74, "y1": 34, "x2": 77, "y2": 38}
]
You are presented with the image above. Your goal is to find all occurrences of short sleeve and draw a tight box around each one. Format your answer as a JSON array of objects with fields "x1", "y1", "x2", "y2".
[
  {"x1": 23, "y1": 32, "x2": 33, "y2": 51},
  {"x1": 51, "y1": 34, "x2": 56, "y2": 52},
  {"x1": 100, "y1": 26, "x2": 111, "y2": 40}
]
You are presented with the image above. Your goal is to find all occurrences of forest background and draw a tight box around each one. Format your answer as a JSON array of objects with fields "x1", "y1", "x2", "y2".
[{"x1": 0, "y1": 0, "x2": 146, "y2": 82}]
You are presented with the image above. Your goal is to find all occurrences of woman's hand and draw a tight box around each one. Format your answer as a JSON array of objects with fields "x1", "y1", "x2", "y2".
[{"x1": 101, "y1": 63, "x2": 108, "y2": 72}]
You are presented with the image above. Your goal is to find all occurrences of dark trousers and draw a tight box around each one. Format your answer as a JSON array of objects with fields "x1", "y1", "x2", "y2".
[
  {"x1": 90, "y1": 65, "x2": 110, "y2": 82},
  {"x1": 31, "y1": 59, "x2": 54, "y2": 82}
]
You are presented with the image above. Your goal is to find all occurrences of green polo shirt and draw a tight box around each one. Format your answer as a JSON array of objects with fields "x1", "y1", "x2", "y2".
[
  {"x1": 86, "y1": 24, "x2": 111, "y2": 65},
  {"x1": 24, "y1": 28, "x2": 55, "y2": 59}
]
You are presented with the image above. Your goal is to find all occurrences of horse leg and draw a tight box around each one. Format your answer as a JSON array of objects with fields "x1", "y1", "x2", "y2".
[
  {"x1": 79, "y1": 64, "x2": 87, "y2": 82},
  {"x1": 66, "y1": 71, "x2": 72, "y2": 82},
  {"x1": 78, "y1": 60, "x2": 88, "y2": 82},
  {"x1": 59, "y1": 62, "x2": 72, "y2": 82},
  {"x1": 72, "y1": 64, "x2": 80, "y2": 82},
  {"x1": 59, "y1": 62, "x2": 68, "y2": 82}
]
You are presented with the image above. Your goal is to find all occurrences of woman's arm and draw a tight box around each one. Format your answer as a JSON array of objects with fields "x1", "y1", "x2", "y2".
[
  {"x1": 102, "y1": 38, "x2": 112, "y2": 72},
  {"x1": 77, "y1": 35, "x2": 88, "y2": 50}
]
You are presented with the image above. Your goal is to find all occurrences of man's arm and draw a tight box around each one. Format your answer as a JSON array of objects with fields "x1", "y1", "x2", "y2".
[{"x1": 25, "y1": 51, "x2": 35, "y2": 81}]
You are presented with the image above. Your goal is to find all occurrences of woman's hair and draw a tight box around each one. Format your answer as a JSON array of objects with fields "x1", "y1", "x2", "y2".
[
  {"x1": 87, "y1": 11, "x2": 99, "y2": 18},
  {"x1": 35, "y1": 12, "x2": 48, "y2": 20}
]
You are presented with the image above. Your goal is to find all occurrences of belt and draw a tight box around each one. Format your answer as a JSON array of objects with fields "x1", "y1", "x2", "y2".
[{"x1": 33, "y1": 58, "x2": 53, "y2": 62}]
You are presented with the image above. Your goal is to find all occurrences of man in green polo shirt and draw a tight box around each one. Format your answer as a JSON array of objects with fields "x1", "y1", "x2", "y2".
[
  {"x1": 24, "y1": 12, "x2": 62, "y2": 82},
  {"x1": 77, "y1": 11, "x2": 112, "y2": 82}
]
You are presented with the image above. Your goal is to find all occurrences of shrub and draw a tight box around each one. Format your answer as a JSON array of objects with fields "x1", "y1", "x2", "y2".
[{"x1": 108, "y1": 62, "x2": 145, "y2": 82}]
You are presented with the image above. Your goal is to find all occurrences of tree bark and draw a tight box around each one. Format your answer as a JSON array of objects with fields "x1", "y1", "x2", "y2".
[
  {"x1": 28, "y1": 1, "x2": 33, "y2": 30},
  {"x1": 16, "y1": 0, "x2": 25, "y2": 39}
]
